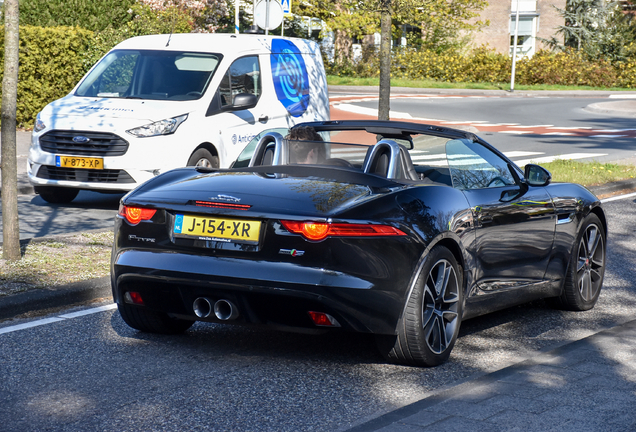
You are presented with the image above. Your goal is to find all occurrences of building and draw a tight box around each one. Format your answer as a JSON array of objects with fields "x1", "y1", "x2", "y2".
[{"x1": 469, "y1": 0, "x2": 567, "y2": 58}]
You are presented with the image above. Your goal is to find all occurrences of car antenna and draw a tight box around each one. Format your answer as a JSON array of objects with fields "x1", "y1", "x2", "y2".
[{"x1": 166, "y1": 4, "x2": 177, "y2": 47}]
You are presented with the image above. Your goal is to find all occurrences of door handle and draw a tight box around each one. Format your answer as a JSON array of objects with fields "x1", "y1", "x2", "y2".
[{"x1": 258, "y1": 115, "x2": 269, "y2": 123}]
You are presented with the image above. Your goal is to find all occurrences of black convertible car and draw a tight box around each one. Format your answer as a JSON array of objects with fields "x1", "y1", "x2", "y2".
[{"x1": 111, "y1": 120, "x2": 606, "y2": 367}]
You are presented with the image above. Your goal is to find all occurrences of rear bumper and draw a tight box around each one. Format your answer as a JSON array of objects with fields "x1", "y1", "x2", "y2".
[{"x1": 111, "y1": 249, "x2": 409, "y2": 334}]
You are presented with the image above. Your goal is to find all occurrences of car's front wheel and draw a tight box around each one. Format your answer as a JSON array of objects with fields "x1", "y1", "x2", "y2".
[
  {"x1": 378, "y1": 245, "x2": 463, "y2": 367},
  {"x1": 117, "y1": 303, "x2": 195, "y2": 334},
  {"x1": 557, "y1": 213, "x2": 606, "y2": 311},
  {"x1": 34, "y1": 186, "x2": 79, "y2": 204}
]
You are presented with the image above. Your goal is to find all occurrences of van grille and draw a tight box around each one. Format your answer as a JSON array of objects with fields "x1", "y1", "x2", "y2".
[
  {"x1": 40, "y1": 130, "x2": 129, "y2": 156},
  {"x1": 36, "y1": 166, "x2": 135, "y2": 183}
]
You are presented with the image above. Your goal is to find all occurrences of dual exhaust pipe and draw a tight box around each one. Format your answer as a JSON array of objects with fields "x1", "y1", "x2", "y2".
[{"x1": 193, "y1": 297, "x2": 239, "y2": 321}]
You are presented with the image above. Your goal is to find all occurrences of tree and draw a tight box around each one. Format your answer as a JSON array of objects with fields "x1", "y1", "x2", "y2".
[
  {"x1": 1, "y1": 0, "x2": 20, "y2": 261},
  {"x1": 296, "y1": 0, "x2": 487, "y2": 62},
  {"x1": 137, "y1": 0, "x2": 230, "y2": 32},
  {"x1": 544, "y1": 0, "x2": 636, "y2": 62},
  {"x1": 295, "y1": 0, "x2": 487, "y2": 120}
]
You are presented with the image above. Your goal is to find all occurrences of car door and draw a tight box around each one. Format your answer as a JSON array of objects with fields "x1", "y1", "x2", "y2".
[{"x1": 446, "y1": 139, "x2": 556, "y2": 289}]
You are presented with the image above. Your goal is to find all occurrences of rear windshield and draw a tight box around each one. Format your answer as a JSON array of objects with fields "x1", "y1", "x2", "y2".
[{"x1": 75, "y1": 50, "x2": 221, "y2": 101}]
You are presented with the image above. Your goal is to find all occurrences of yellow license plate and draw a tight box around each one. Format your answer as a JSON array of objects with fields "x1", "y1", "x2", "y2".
[
  {"x1": 173, "y1": 214, "x2": 261, "y2": 244},
  {"x1": 56, "y1": 155, "x2": 104, "y2": 170}
]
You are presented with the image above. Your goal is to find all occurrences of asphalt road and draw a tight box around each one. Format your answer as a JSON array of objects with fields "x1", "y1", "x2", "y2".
[
  {"x1": 335, "y1": 95, "x2": 636, "y2": 165},
  {"x1": 1, "y1": 194, "x2": 634, "y2": 432}
]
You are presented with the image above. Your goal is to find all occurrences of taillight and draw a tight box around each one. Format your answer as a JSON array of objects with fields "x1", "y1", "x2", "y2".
[
  {"x1": 281, "y1": 220, "x2": 406, "y2": 241},
  {"x1": 119, "y1": 204, "x2": 157, "y2": 225}
]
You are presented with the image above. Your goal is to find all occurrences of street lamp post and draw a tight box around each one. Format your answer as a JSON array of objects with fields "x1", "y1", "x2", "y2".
[{"x1": 510, "y1": 0, "x2": 520, "y2": 92}]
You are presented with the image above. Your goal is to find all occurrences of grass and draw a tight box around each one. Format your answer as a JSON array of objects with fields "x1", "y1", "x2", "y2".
[
  {"x1": 327, "y1": 75, "x2": 635, "y2": 92},
  {"x1": 540, "y1": 160, "x2": 636, "y2": 186},
  {"x1": 0, "y1": 231, "x2": 112, "y2": 296}
]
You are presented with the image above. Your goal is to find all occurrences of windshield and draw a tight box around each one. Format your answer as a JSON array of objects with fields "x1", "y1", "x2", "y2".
[{"x1": 75, "y1": 50, "x2": 221, "y2": 101}]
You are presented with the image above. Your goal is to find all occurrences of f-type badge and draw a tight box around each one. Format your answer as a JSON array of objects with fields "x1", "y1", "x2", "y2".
[{"x1": 279, "y1": 248, "x2": 305, "y2": 257}]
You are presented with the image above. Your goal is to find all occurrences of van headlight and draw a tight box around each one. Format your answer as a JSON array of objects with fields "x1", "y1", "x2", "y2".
[
  {"x1": 34, "y1": 113, "x2": 46, "y2": 132},
  {"x1": 126, "y1": 114, "x2": 188, "y2": 138}
]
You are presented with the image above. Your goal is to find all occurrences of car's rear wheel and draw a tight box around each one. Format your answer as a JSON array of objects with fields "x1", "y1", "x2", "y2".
[
  {"x1": 34, "y1": 186, "x2": 79, "y2": 204},
  {"x1": 557, "y1": 213, "x2": 605, "y2": 311},
  {"x1": 117, "y1": 303, "x2": 195, "y2": 334},
  {"x1": 378, "y1": 245, "x2": 462, "y2": 367},
  {"x1": 187, "y1": 148, "x2": 219, "y2": 169}
]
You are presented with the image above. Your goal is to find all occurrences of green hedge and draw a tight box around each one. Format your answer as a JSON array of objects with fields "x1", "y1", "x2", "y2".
[
  {"x1": 329, "y1": 46, "x2": 636, "y2": 88},
  {"x1": 0, "y1": 25, "x2": 95, "y2": 128}
]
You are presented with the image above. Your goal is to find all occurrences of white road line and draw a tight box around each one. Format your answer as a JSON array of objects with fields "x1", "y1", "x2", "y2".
[
  {"x1": 499, "y1": 131, "x2": 532, "y2": 135},
  {"x1": 546, "y1": 126, "x2": 594, "y2": 130},
  {"x1": 609, "y1": 95, "x2": 636, "y2": 99},
  {"x1": 514, "y1": 153, "x2": 608, "y2": 166},
  {"x1": 0, "y1": 304, "x2": 117, "y2": 335},
  {"x1": 510, "y1": 125, "x2": 554, "y2": 128},
  {"x1": 541, "y1": 132, "x2": 575, "y2": 136},
  {"x1": 503, "y1": 151, "x2": 544, "y2": 158},
  {"x1": 602, "y1": 192, "x2": 636, "y2": 202},
  {"x1": 590, "y1": 135, "x2": 628, "y2": 138}
]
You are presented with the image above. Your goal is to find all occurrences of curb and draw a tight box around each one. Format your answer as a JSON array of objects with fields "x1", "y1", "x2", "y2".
[
  {"x1": 328, "y1": 85, "x2": 636, "y2": 98},
  {"x1": 0, "y1": 276, "x2": 111, "y2": 321},
  {"x1": 588, "y1": 178, "x2": 636, "y2": 198}
]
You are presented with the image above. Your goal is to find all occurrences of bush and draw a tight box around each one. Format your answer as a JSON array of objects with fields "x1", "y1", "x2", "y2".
[
  {"x1": 327, "y1": 45, "x2": 636, "y2": 88},
  {"x1": 0, "y1": 25, "x2": 94, "y2": 128},
  {"x1": 16, "y1": 0, "x2": 136, "y2": 32}
]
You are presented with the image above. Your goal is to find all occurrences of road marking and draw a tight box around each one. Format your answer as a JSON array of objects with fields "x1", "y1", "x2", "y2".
[
  {"x1": 0, "y1": 303, "x2": 117, "y2": 335},
  {"x1": 513, "y1": 153, "x2": 608, "y2": 166},
  {"x1": 590, "y1": 135, "x2": 628, "y2": 138},
  {"x1": 602, "y1": 192, "x2": 636, "y2": 202}
]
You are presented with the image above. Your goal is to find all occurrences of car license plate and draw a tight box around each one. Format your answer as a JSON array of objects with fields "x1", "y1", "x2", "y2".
[
  {"x1": 173, "y1": 214, "x2": 261, "y2": 244},
  {"x1": 56, "y1": 155, "x2": 104, "y2": 170}
]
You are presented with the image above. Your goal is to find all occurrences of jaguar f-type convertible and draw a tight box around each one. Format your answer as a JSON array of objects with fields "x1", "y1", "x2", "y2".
[{"x1": 111, "y1": 120, "x2": 606, "y2": 367}]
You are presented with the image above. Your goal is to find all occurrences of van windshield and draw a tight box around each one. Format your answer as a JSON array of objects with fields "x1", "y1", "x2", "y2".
[{"x1": 75, "y1": 50, "x2": 222, "y2": 101}]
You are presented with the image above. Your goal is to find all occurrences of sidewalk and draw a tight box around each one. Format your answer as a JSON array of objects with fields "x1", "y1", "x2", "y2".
[{"x1": 348, "y1": 318, "x2": 636, "y2": 431}]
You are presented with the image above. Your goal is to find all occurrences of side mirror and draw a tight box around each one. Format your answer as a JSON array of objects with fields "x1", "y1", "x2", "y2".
[
  {"x1": 524, "y1": 164, "x2": 552, "y2": 187},
  {"x1": 232, "y1": 93, "x2": 258, "y2": 110}
]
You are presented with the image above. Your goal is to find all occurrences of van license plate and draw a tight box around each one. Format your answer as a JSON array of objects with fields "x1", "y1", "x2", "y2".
[
  {"x1": 56, "y1": 156, "x2": 104, "y2": 170},
  {"x1": 174, "y1": 214, "x2": 261, "y2": 244}
]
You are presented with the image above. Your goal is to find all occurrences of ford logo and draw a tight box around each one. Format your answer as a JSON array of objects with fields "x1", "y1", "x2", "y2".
[{"x1": 72, "y1": 136, "x2": 90, "y2": 144}]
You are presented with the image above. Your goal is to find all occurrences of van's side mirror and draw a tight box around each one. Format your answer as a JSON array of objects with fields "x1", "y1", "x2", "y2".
[
  {"x1": 524, "y1": 164, "x2": 552, "y2": 187},
  {"x1": 232, "y1": 93, "x2": 257, "y2": 110}
]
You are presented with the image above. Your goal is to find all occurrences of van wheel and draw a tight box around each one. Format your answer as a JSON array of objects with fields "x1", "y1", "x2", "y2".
[
  {"x1": 187, "y1": 148, "x2": 219, "y2": 169},
  {"x1": 34, "y1": 186, "x2": 79, "y2": 204}
]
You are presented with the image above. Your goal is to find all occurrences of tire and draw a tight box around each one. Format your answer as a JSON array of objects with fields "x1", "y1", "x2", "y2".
[
  {"x1": 117, "y1": 303, "x2": 194, "y2": 334},
  {"x1": 378, "y1": 246, "x2": 463, "y2": 367},
  {"x1": 187, "y1": 148, "x2": 219, "y2": 169},
  {"x1": 557, "y1": 213, "x2": 606, "y2": 311},
  {"x1": 34, "y1": 186, "x2": 79, "y2": 204}
]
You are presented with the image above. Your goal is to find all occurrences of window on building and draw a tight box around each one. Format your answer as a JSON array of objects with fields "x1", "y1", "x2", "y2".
[{"x1": 510, "y1": 1, "x2": 538, "y2": 58}]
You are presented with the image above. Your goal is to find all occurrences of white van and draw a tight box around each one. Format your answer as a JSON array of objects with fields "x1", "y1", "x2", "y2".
[{"x1": 27, "y1": 33, "x2": 330, "y2": 203}]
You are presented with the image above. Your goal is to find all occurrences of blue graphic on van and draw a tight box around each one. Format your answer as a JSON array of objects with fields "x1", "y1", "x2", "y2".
[{"x1": 271, "y1": 39, "x2": 309, "y2": 117}]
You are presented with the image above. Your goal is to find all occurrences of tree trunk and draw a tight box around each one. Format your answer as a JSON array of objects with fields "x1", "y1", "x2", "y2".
[
  {"x1": 378, "y1": 0, "x2": 391, "y2": 121},
  {"x1": 334, "y1": 29, "x2": 353, "y2": 65},
  {"x1": 2, "y1": 0, "x2": 21, "y2": 261}
]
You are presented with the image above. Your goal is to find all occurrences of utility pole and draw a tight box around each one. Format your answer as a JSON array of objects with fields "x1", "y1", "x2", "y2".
[
  {"x1": 1, "y1": 0, "x2": 20, "y2": 261},
  {"x1": 510, "y1": 0, "x2": 520, "y2": 92}
]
